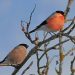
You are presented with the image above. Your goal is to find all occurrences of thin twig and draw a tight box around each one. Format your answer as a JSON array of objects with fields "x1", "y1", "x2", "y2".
[
  {"x1": 66, "y1": 19, "x2": 74, "y2": 22},
  {"x1": 67, "y1": 24, "x2": 75, "y2": 34},
  {"x1": 27, "y1": 4, "x2": 36, "y2": 32},
  {"x1": 43, "y1": 38, "x2": 50, "y2": 75},
  {"x1": 21, "y1": 61, "x2": 33, "y2": 75},
  {"x1": 71, "y1": 56, "x2": 75, "y2": 75},
  {"x1": 39, "y1": 39, "x2": 69, "y2": 61},
  {"x1": 65, "y1": 47, "x2": 75, "y2": 57},
  {"x1": 36, "y1": 52, "x2": 41, "y2": 75},
  {"x1": 63, "y1": 17, "x2": 75, "y2": 32},
  {"x1": 64, "y1": 0, "x2": 74, "y2": 18},
  {"x1": 62, "y1": 33, "x2": 75, "y2": 44},
  {"x1": 59, "y1": 30, "x2": 63, "y2": 75}
]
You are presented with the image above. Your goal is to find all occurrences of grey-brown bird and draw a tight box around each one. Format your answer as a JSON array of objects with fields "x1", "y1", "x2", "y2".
[{"x1": 0, "y1": 44, "x2": 29, "y2": 68}]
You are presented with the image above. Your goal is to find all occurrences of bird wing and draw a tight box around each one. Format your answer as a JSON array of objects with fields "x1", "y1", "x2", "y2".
[
  {"x1": 36, "y1": 12, "x2": 56, "y2": 28},
  {"x1": 0, "y1": 46, "x2": 18, "y2": 65},
  {"x1": 29, "y1": 11, "x2": 56, "y2": 33},
  {"x1": 46, "y1": 12, "x2": 56, "y2": 21}
]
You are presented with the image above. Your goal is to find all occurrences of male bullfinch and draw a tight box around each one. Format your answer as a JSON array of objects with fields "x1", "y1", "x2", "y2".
[
  {"x1": 29, "y1": 11, "x2": 64, "y2": 33},
  {"x1": 0, "y1": 44, "x2": 29, "y2": 68}
]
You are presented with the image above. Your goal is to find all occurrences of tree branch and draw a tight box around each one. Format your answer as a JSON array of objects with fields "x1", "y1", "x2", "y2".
[
  {"x1": 71, "y1": 56, "x2": 75, "y2": 75},
  {"x1": 21, "y1": 61, "x2": 33, "y2": 75}
]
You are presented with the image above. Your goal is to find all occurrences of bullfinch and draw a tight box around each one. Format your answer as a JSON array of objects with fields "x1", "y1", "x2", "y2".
[
  {"x1": 29, "y1": 11, "x2": 64, "y2": 33},
  {"x1": 0, "y1": 44, "x2": 29, "y2": 68}
]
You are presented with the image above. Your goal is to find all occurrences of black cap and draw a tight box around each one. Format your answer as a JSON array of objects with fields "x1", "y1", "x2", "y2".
[
  {"x1": 56, "y1": 11, "x2": 64, "y2": 16},
  {"x1": 19, "y1": 44, "x2": 29, "y2": 48}
]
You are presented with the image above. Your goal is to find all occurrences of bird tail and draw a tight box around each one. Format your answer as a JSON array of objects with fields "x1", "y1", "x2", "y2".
[
  {"x1": 29, "y1": 24, "x2": 43, "y2": 34},
  {"x1": 0, "y1": 63, "x2": 8, "y2": 66},
  {"x1": 0, "y1": 60, "x2": 8, "y2": 66},
  {"x1": 0, "y1": 57, "x2": 8, "y2": 66},
  {"x1": 0, "y1": 58, "x2": 11, "y2": 66},
  {"x1": 0, "y1": 61, "x2": 15, "y2": 66},
  {"x1": 29, "y1": 28, "x2": 38, "y2": 34}
]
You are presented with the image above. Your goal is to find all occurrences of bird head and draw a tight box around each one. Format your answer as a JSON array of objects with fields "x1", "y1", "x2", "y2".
[{"x1": 56, "y1": 11, "x2": 64, "y2": 16}]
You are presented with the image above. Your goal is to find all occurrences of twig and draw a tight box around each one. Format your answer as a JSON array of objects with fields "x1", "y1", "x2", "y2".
[
  {"x1": 43, "y1": 32, "x2": 48, "y2": 42},
  {"x1": 71, "y1": 56, "x2": 75, "y2": 75},
  {"x1": 39, "y1": 39, "x2": 69, "y2": 61},
  {"x1": 27, "y1": 4, "x2": 36, "y2": 32},
  {"x1": 21, "y1": 61, "x2": 33, "y2": 75},
  {"x1": 39, "y1": 66, "x2": 47, "y2": 69},
  {"x1": 64, "y1": 0, "x2": 74, "y2": 18},
  {"x1": 43, "y1": 39, "x2": 50, "y2": 75},
  {"x1": 36, "y1": 52, "x2": 41, "y2": 75},
  {"x1": 21, "y1": 21, "x2": 34, "y2": 43},
  {"x1": 20, "y1": 5, "x2": 36, "y2": 44},
  {"x1": 36, "y1": 32, "x2": 50, "y2": 75},
  {"x1": 63, "y1": 17, "x2": 75, "y2": 32},
  {"x1": 59, "y1": 30, "x2": 63, "y2": 75},
  {"x1": 45, "y1": 54, "x2": 49, "y2": 75},
  {"x1": 66, "y1": 19, "x2": 74, "y2": 22},
  {"x1": 65, "y1": 46, "x2": 75, "y2": 57},
  {"x1": 67, "y1": 24, "x2": 75, "y2": 34},
  {"x1": 62, "y1": 33, "x2": 75, "y2": 44}
]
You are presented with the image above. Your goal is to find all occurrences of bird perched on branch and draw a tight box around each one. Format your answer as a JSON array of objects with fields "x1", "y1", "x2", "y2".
[
  {"x1": 0, "y1": 44, "x2": 29, "y2": 68},
  {"x1": 29, "y1": 11, "x2": 64, "y2": 33}
]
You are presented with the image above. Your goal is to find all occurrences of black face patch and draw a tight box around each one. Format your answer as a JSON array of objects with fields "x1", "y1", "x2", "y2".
[
  {"x1": 19, "y1": 44, "x2": 29, "y2": 48},
  {"x1": 56, "y1": 11, "x2": 64, "y2": 16}
]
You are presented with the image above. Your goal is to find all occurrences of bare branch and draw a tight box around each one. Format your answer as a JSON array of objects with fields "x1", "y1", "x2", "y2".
[
  {"x1": 21, "y1": 61, "x2": 33, "y2": 75},
  {"x1": 12, "y1": 1, "x2": 75, "y2": 74},
  {"x1": 65, "y1": 47, "x2": 75, "y2": 57},
  {"x1": 20, "y1": 5, "x2": 36, "y2": 44},
  {"x1": 21, "y1": 22, "x2": 33, "y2": 43},
  {"x1": 36, "y1": 52, "x2": 41, "y2": 75},
  {"x1": 62, "y1": 34, "x2": 75, "y2": 44},
  {"x1": 39, "y1": 39, "x2": 69, "y2": 61},
  {"x1": 58, "y1": 30, "x2": 63, "y2": 75},
  {"x1": 71, "y1": 56, "x2": 75, "y2": 75},
  {"x1": 64, "y1": 0, "x2": 74, "y2": 18},
  {"x1": 63, "y1": 17, "x2": 75, "y2": 32},
  {"x1": 27, "y1": 4, "x2": 36, "y2": 32}
]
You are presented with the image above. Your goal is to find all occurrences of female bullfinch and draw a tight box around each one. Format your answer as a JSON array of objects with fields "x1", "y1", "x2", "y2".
[{"x1": 0, "y1": 44, "x2": 29, "y2": 68}]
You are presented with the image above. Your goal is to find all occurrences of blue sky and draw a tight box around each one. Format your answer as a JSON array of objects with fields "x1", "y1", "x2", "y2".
[{"x1": 0, "y1": 0, "x2": 75, "y2": 75}]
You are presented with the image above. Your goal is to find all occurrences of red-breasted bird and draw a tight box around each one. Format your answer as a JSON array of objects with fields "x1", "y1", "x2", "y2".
[
  {"x1": 0, "y1": 44, "x2": 29, "y2": 68},
  {"x1": 29, "y1": 11, "x2": 64, "y2": 33}
]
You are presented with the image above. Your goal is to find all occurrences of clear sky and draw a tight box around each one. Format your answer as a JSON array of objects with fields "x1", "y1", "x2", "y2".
[{"x1": 0, "y1": 0, "x2": 75, "y2": 75}]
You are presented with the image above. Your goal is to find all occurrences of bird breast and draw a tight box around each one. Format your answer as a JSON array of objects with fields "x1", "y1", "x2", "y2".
[
  {"x1": 47, "y1": 14, "x2": 64, "y2": 31},
  {"x1": 7, "y1": 46, "x2": 28, "y2": 65}
]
